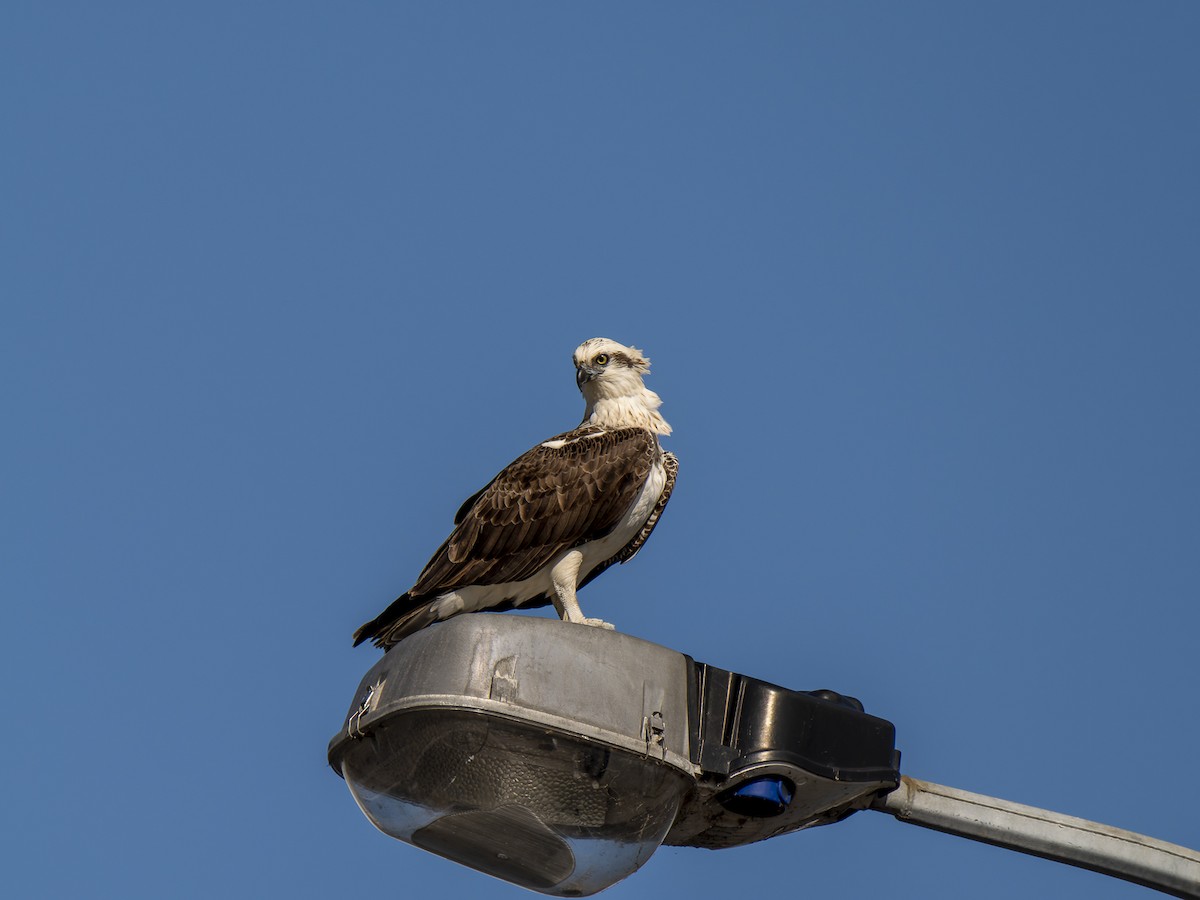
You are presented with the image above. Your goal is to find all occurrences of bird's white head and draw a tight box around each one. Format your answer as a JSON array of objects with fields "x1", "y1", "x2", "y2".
[{"x1": 572, "y1": 337, "x2": 671, "y2": 435}]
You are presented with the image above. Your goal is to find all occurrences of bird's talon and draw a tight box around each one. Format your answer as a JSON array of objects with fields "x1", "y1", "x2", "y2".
[{"x1": 582, "y1": 617, "x2": 616, "y2": 630}]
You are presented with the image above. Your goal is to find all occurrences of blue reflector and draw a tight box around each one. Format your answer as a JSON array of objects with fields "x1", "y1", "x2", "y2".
[{"x1": 719, "y1": 776, "x2": 795, "y2": 818}]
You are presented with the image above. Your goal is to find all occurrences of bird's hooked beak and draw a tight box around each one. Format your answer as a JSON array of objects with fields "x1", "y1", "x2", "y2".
[{"x1": 575, "y1": 363, "x2": 600, "y2": 390}]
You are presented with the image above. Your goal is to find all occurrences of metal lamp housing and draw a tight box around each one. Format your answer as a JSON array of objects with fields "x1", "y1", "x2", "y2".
[
  {"x1": 328, "y1": 615, "x2": 899, "y2": 896},
  {"x1": 329, "y1": 616, "x2": 696, "y2": 896}
]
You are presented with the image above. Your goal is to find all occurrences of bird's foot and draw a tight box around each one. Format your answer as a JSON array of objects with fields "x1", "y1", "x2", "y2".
[{"x1": 581, "y1": 617, "x2": 615, "y2": 630}]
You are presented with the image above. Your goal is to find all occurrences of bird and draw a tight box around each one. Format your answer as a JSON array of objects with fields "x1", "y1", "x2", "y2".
[{"x1": 353, "y1": 337, "x2": 678, "y2": 650}]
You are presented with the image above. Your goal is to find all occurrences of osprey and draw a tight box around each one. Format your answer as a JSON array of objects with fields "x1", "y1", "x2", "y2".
[{"x1": 353, "y1": 337, "x2": 678, "y2": 650}]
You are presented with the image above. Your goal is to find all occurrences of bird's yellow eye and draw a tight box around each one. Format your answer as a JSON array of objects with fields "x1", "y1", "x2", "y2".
[{"x1": 594, "y1": 354, "x2": 609, "y2": 366}]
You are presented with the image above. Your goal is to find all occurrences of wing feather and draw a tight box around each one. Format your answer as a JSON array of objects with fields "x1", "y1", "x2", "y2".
[{"x1": 409, "y1": 427, "x2": 657, "y2": 594}]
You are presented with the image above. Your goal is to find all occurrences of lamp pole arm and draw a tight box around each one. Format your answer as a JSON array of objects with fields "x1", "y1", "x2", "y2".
[{"x1": 871, "y1": 775, "x2": 1200, "y2": 899}]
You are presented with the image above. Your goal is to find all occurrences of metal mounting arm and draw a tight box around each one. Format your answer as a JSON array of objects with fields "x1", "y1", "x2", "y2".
[{"x1": 872, "y1": 776, "x2": 1200, "y2": 898}]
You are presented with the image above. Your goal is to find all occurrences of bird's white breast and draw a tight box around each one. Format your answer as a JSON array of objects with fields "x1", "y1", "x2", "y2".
[{"x1": 576, "y1": 455, "x2": 667, "y2": 571}]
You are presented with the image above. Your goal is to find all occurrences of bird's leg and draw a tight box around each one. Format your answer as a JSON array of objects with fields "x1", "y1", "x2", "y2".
[{"x1": 550, "y1": 551, "x2": 615, "y2": 630}]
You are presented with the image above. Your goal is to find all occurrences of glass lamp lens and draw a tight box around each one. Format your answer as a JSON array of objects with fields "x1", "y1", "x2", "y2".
[{"x1": 339, "y1": 710, "x2": 690, "y2": 896}]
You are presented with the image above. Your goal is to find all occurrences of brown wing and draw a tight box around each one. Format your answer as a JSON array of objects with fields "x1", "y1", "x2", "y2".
[{"x1": 409, "y1": 426, "x2": 659, "y2": 594}]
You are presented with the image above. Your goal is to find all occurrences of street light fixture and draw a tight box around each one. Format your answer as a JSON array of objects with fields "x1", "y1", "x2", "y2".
[{"x1": 328, "y1": 614, "x2": 1200, "y2": 897}]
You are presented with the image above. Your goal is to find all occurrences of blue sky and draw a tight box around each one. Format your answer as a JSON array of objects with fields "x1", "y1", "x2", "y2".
[{"x1": 4, "y1": 3, "x2": 1198, "y2": 898}]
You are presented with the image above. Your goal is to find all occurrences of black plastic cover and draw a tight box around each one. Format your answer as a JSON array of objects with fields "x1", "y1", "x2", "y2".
[
  {"x1": 663, "y1": 659, "x2": 901, "y2": 849},
  {"x1": 691, "y1": 662, "x2": 901, "y2": 784}
]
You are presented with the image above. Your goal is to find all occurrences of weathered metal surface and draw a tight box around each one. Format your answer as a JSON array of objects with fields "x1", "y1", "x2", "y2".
[
  {"x1": 874, "y1": 775, "x2": 1200, "y2": 898},
  {"x1": 330, "y1": 612, "x2": 696, "y2": 776}
]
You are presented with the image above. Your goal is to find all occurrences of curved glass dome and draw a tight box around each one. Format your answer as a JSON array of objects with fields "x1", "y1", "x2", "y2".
[{"x1": 339, "y1": 709, "x2": 692, "y2": 896}]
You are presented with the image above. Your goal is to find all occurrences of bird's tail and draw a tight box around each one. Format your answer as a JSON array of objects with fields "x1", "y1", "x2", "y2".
[{"x1": 352, "y1": 592, "x2": 442, "y2": 649}]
